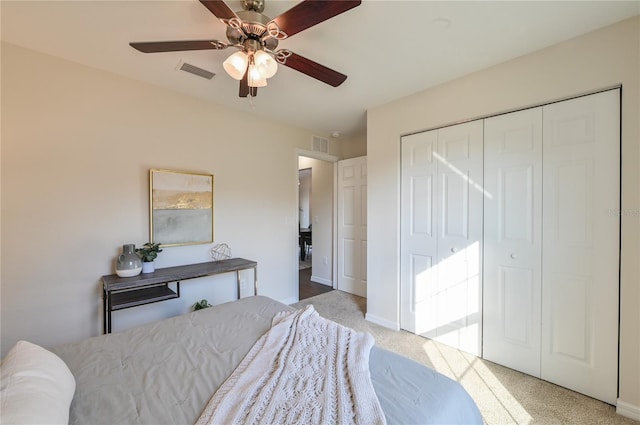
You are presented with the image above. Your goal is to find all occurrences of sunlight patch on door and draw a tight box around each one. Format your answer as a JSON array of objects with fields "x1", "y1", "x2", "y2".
[{"x1": 434, "y1": 152, "x2": 492, "y2": 199}]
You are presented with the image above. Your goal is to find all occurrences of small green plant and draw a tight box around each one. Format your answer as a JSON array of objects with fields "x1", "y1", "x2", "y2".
[
  {"x1": 193, "y1": 299, "x2": 212, "y2": 311},
  {"x1": 136, "y1": 242, "x2": 163, "y2": 262}
]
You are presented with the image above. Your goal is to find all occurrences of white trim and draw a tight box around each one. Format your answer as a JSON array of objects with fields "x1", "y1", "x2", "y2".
[
  {"x1": 294, "y1": 151, "x2": 301, "y2": 302},
  {"x1": 296, "y1": 148, "x2": 340, "y2": 163},
  {"x1": 297, "y1": 148, "x2": 340, "y2": 294},
  {"x1": 310, "y1": 275, "x2": 332, "y2": 286},
  {"x1": 281, "y1": 296, "x2": 299, "y2": 305},
  {"x1": 332, "y1": 162, "x2": 338, "y2": 289},
  {"x1": 617, "y1": 400, "x2": 640, "y2": 420},
  {"x1": 365, "y1": 313, "x2": 400, "y2": 331}
]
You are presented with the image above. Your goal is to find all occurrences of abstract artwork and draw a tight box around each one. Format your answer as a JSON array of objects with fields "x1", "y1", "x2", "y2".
[{"x1": 150, "y1": 169, "x2": 214, "y2": 246}]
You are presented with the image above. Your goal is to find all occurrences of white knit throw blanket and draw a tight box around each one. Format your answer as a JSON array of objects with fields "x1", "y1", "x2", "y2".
[{"x1": 195, "y1": 305, "x2": 386, "y2": 425}]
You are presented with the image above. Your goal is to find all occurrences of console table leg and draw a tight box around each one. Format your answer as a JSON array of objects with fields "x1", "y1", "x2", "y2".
[
  {"x1": 253, "y1": 266, "x2": 258, "y2": 296},
  {"x1": 104, "y1": 290, "x2": 113, "y2": 334},
  {"x1": 103, "y1": 290, "x2": 107, "y2": 334},
  {"x1": 236, "y1": 271, "x2": 241, "y2": 300}
]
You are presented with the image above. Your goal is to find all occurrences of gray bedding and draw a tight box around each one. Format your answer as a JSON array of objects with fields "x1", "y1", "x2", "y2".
[{"x1": 52, "y1": 296, "x2": 482, "y2": 424}]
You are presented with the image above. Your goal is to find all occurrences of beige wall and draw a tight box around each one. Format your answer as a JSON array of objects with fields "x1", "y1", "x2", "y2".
[
  {"x1": 367, "y1": 17, "x2": 640, "y2": 410},
  {"x1": 340, "y1": 133, "x2": 367, "y2": 159},
  {"x1": 0, "y1": 42, "x2": 322, "y2": 354}
]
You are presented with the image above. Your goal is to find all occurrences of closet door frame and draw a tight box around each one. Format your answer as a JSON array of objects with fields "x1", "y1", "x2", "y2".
[{"x1": 400, "y1": 86, "x2": 621, "y2": 405}]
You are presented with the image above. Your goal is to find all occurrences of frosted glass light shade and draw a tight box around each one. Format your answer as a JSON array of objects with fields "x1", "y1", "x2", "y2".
[
  {"x1": 223, "y1": 51, "x2": 249, "y2": 80},
  {"x1": 254, "y1": 50, "x2": 278, "y2": 79},
  {"x1": 247, "y1": 65, "x2": 267, "y2": 87}
]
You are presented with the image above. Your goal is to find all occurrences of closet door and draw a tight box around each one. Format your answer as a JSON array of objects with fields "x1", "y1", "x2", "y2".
[
  {"x1": 400, "y1": 130, "x2": 438, "y2": 335},
  {"x1": 435, "y1": 121, "x2": 484, "y2": 356},
  {"x1": 483, "y1": 107, "x2": 543, "y2": 377},
  {"x1": 400, "y1": 120, "x2": 483, "y2": 356},
  {"x1": 541, "y1": 89, "x2": 619, "y2": 404}
]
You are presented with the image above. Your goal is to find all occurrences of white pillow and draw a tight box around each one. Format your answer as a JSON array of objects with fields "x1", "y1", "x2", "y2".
[{"x1": 1, "y1": 340, "x2": 76, "y2": 425}]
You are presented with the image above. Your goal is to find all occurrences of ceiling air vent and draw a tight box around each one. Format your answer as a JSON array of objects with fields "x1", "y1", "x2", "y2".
[
  {"x1": 178, "y1": 62, "x2": 215, "y2": 80},
  {"x1": 312, "y1": 136, "x2": 328, "y2": 153}
]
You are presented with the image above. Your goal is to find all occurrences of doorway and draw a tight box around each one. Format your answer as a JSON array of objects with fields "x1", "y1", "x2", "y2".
[
  {"x1": 298, "y1": 167, "x2": 312, "y2": 269},
  {"x1": 297, "y1": 153, "x2": 336, "y2": 300}
]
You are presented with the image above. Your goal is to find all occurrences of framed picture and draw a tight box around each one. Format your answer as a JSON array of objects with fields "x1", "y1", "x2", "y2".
[{"x1": 150, "y1": 169, "x2": 214, "y2": 247}]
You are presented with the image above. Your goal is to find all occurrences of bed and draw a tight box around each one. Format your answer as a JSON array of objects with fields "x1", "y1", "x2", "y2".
[{"x1": 1, "y1": 295, "x2": 482, "y2": 425}]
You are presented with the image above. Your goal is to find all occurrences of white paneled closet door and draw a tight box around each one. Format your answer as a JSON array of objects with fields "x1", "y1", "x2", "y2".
[
  {"x1": 483, "y1": 89, "x2": 620, "y2": 404},
  {"x1": 541, "y1": 89, "x2": 620, "y2": 405},
  {"x1": 401, "y1": 120, "x2": 484, "y2": 356},
  {"x1": 400, "y1": 130, "x2": 439, "y2": 336},
  {"x1": 435, "y1": 122, "x2": 484, "y2": 355},
  {"x1": 483, "y1": 107, "x2": 543, "y2": 377}
]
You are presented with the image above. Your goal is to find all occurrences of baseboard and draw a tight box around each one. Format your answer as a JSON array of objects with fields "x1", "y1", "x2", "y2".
[
  {"x1": 617, "y1": 399, "x2": 640, "y2": 420},
  {"x1": 310, "y1": 275, "x2": 332, "y2": 286},
  {"x1": 365, "y1": 313, "x2": 400, "y2": 331},
  {"x1": 281, "y1": 296, "x2": 299, "y2": 305}
]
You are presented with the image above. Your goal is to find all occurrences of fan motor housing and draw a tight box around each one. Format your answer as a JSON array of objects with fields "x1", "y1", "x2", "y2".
[
  {"x1": 225, "y1": 10, "x2": 278, "y2": 50},
  {"x1": 242, "y1": 0, "x2": 264, "y2": 13}
]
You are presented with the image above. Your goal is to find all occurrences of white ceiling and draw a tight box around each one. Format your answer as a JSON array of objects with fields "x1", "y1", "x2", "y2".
[{"x1": 2, "y1": 1, "x2": 638, "y2": 138}]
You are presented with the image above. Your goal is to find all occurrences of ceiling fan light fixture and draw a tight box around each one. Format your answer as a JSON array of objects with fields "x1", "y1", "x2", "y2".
[
  {"x1": 223, "y1": 51, "x2": 249, "y2": 80},
  {"x1": 254, "y1": 50, "x2": 278, "y2": 79},
  {"x1": 247, "y1": 64, "x2": 268, "y2": 87}
]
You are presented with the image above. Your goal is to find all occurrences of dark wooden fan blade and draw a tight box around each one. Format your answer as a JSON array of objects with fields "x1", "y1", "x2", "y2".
[
  {"x1": 130, "y1": 40, "x2": 227, "y2": 53},
  {"x1": 269, "y1": 0, "x2": 361, "y2": 39},
  {"x1": 239, "y1": 72, "x2": 258, "y2": 98},
  {"x1": 199, "y1": 0, "x2": 238, "y2": 22},
  {"x1": 279, "y1": 51, "x2": 347, "y2": 87}
]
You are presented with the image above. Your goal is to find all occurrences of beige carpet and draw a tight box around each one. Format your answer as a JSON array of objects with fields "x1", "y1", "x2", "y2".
[{"x1": 291, "y1": 290, "x2": 638, "y2": 425}]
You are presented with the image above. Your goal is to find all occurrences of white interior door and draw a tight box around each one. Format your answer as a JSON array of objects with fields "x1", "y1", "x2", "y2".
[
  {"x1": 401, "y1": 120, "x2": 483, "y2": 356},
  {"x1": 483, "y1": 107, "x2": 543, "y2": 377},
  {"x1": 337, "y1": 156, "x2": 367, "y2": 297},
  {"x1": 541, "y1": 89, "x2": 620, "y2": 404}
]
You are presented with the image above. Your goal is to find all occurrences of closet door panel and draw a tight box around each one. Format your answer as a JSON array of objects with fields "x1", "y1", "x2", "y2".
[
  {"x1": 400, "y1": 131, "x2": 438, "y2": 335},
  {"x1": 499, "y1": 266, "x2": 535, "y2": 342},
  {"x1": 483, "y1": 107, "x2": 542, "y2": 376},
  {"x1": 541, "y1": 89, "x2": 620, "y2": 405},
  {"x1": 441, "y1": 173, "x2": 469, "y2": 238},
  {"x1": 436, "y1": 120, "x2": 484, "y2": 356}
]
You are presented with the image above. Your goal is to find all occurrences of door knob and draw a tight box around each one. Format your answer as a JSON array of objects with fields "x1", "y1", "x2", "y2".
[
  {"x1": 510, "y1": 253, "x2": 518, "y2": 259},
  {"x1": 451, "y1": 247, "x2": 459, "y2": 253}
]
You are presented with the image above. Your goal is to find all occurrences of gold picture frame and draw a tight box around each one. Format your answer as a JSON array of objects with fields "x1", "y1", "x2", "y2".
[{"x1": 150, "y1": 169, "x2": 214, "y2": 247}]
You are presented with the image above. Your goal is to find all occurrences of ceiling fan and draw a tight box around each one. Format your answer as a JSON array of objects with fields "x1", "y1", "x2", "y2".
[{"x1": 130, "y1": 0, "x2": 361, "y2": 97}]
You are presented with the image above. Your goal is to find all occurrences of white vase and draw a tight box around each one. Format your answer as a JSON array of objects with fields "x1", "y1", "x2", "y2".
[
  {"x1": 115, "y1": 244, "x2": 142, "y2": 277},
  {"x1": 141, "y1": 262, "x2": 155, "y2": 274}
]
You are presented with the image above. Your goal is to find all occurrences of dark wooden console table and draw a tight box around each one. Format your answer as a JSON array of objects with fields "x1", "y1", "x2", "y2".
[{"x1": 101, "y1": 258, "x2": 257, "y2": 334}]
